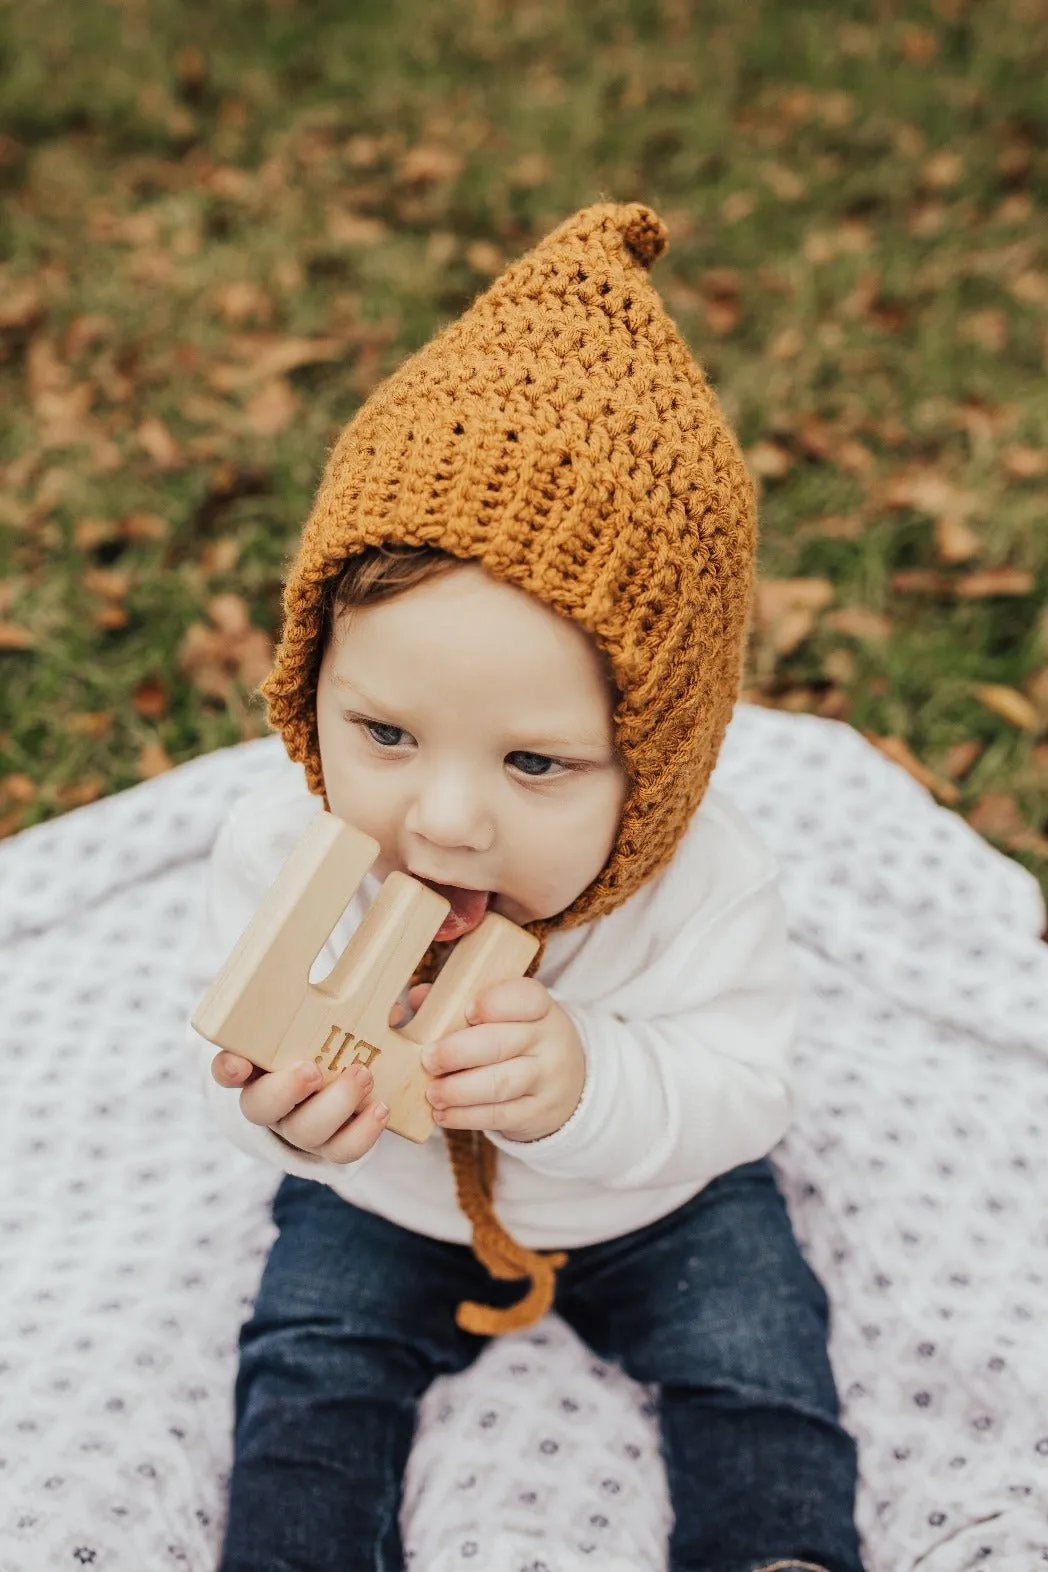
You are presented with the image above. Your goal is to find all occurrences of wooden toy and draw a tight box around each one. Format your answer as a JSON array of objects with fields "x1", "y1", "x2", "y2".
[{"x1": 191, "y1": 811, "x2": 539, "y2": 1142}]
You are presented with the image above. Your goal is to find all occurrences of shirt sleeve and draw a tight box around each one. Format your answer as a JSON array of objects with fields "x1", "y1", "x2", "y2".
[
  {"x1": 485, "y1": 871, "x2": 797, "y2": 1192},
  {"x1": 185, "y1": 805, "x2": 379, "y2": 1184}
]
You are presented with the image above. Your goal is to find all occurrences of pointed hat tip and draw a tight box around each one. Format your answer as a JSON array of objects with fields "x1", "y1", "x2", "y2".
[{"x1": 620, "y1": 204, "x2": 669, "y2": 268}]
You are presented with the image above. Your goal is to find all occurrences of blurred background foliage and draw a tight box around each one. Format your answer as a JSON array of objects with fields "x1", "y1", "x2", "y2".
[{"x1": 1, "y1": 0, "x2": 1046, "y2": 895}]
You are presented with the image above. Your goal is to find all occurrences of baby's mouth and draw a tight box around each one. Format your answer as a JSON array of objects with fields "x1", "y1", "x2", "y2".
[{"x1": 415, "y1": 879, "x2": 492, "y2": 942}]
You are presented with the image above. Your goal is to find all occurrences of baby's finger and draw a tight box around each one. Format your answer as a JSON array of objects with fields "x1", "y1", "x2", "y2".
[
  {"x1": 211, "y1": 1051, "x2": 259, "y2": 1088},
  {"x1": 407, "y1": 982, "x2": 432, "y2": 1011},
  {"x1": 272, "y1": 1061, "x2": 376, "y2": 1150},
  {"x1": 238, "y1": 1058, "x2": 331, "y2": 1127},
  {"x1": 465, "y1": 977, "x2": 549, "y2": 1026},
  {"x1": 422, "y1": 1021, "x2": 529, "y2": 1077},
  {"x1": 313, "y1": 1099, "x2": 391, "y2": 1164},
  {"x1": 427, "y1": 1055, "x2": 535, "y2": 1112}
]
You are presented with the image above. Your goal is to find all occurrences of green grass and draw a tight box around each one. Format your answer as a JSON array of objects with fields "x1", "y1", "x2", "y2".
[{"x1": 1, "y1": 0, "x2": 1047, "y2": 895}]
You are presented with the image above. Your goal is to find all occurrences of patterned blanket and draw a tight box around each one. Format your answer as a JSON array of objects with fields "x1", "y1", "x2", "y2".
[{"x1": 2, "y1": 705, "x2": 1046, "y2": 1571}]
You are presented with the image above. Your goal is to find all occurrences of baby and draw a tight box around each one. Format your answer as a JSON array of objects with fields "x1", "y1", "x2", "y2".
[{"x1": 191, "y1": 203, "x2": 866, "y2": 1572}]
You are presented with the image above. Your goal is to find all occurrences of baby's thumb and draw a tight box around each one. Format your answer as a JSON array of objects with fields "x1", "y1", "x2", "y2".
[
  {"x1": 211, "y1": 1051, "x2": 256, "y2": 1087},
  {"x1": 408, "y1": 983, "x2": 432, "y2": 1011}
]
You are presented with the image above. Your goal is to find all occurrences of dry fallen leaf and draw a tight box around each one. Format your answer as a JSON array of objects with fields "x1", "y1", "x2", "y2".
[
  {"x1": 0, "y1": 773, "x2": 37, "y2": 804},
  {"x1": 883, "y1": 469, "x2": 977, "y2": 520},
  {"x1": 178, "y1": 594, "x2": 274, "y2": 700},
  {"x1": 954, "y1": 568, "x2": 1034, "y2": 598},
  {"x1": 754, "y1": 578, "x2": 834, "y2": 657},
  {"x1": 0, "y1": 623, "x2": 34, "y2": 650},
  {"x1": 54, "y1": 777, "x2": 104, "y2": 809},
  {"x1": 398, "y1": 145, "x2": 462, "y2": 185},
  {"x1": 206, "y1": 334, "x2": 347, "y2": 390},
  {"x1": 132, "y1": 678, "x2": 169, "y2": 719},
  {"x1": 933, "y1": 516, "x2": 983, "y2": 564},
  {"x1": 824, "y1": 606, "x2": 892, "y2": 642},
  {"x1": 923, "y1": 149, "x2": 964, "y2": 188},
  {"x1": 66, "y1": 711, "x2": 114, "y2": 737},
  {"x1": 137, "y1": 739, "x2": 173, "y2": 778},
  {"x1": 325, "y1": 208, "x2": 389, "y2": 247},
  {"x1": 746, "y1": 441, "x2": 792, "y2": 480},
  {"x1": 967, "y1": 793, "x2": 1048, "y2": 857},
  {"x1": 863, "y1": 733, "x2": 960, "y2": 804},
  {"x1": 944, "y1": 739, "x2": 982, "y2": 779},
  {"x1": 1002, "y1": 445, "x2": 1047, "y2": 479},
  {"x1": 972, "y1": 684, "x2": 1041, "y2": 732},
  {"x1": 244, "y1": 378, "x2": 298, "y2": 436},
  {"x1": 137, "y1": 416, "x2": 182, "y2": 469}
]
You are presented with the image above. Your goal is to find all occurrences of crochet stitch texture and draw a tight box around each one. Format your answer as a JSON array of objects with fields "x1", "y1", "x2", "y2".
[{"x1": 261, "y1": 201, "x2": 757, "y2": 1334}]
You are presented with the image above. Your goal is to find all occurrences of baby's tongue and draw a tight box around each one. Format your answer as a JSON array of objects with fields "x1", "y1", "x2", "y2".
[{"x1": 425, "y1": 882, "x2": 491, "y2": 942}]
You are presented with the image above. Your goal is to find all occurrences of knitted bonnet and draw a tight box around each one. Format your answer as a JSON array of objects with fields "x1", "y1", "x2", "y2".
[{"x1": 261, "y1": 201, "x2": 757, "y2": 1335}]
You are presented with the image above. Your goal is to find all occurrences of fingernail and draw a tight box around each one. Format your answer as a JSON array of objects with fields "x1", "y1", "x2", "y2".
[
  {"x1": 374, "y1": 1103, "x2": 389, "y2": 1124},
  {"x1": 305, "y1": 1063, "x2": 322, "y2": 1085},
  {"x1": 351, "y1": 1062, "x2": 373, "y2": 1086}
]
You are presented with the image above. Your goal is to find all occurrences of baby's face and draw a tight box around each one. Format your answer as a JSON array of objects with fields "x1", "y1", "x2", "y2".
[{"x1": 315, "y1": 564, "x2": 627, "y2": 939}]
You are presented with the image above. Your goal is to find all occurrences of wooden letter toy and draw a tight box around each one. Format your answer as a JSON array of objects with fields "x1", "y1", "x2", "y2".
[{"x1": 191, "y1": 811, "x2": 539, "y2": 1142}]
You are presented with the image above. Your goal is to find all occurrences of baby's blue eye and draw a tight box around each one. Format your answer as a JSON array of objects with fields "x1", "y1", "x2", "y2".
[
  {"x1": 367, "y1": 722, "x2": 405, "y2": 747},
  {"x1": 508, "y1": 750, "x2": 556, "y2": 777}
]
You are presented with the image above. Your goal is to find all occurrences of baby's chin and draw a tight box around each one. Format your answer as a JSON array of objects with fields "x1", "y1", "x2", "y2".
[{"x1": 492, "y1": 890, "x2": 575, "y2": 928}]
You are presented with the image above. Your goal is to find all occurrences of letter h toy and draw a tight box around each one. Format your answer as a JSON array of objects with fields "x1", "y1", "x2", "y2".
[{"x1": 191, "y1": 812, "x2": 539, "y2": 1142}]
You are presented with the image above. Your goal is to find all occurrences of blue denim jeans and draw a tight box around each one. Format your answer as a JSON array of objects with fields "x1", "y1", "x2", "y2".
[{"x1": 219, "y1": 1160, "x2": 864, "y2": 1572}]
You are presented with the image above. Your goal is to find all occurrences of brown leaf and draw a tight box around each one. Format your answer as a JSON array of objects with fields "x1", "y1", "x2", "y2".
[
  {"x1": 325, "y1": 208, "x2": 389, "y2": 247},
  {"x1": 954, "y1": 568, "x2": 1034, "y2": 598},
  {"x1": 965, "y1": 794, "x2": 1048, "y2": 859},
  {"x1": 883, "y1": 468, "x2": 977, "y2": 520},
  {"x1": 721, "y1": 191, "x2": 756, "y2": 224},
  {"x1": 0, "y1": 284, "x2": 42, "y2": 333},
  {"x1": 923, "y1": 149, "x2": 964, "y2": 188},
  {"x1": 1025, "y1": 669, "x2": 1048, "y2": 722},
  {"x1": 944, "y1": 739, "x2": 982, "y2": 779},
  {"x1": 508, "y1": 153, "x2": 550, "y2": 188},
  {"x1": 66, "y1": 711, "x2": 114, "y2": 737},
  {"x1": 137, "y1": 740, "x2": 173, "y2": 779},
  {"x1": 54, "y1": 777, "x2": 104, "y2": 809},
  {"x1": 0, "y1": 622, "x2": 34, "y2": 650},
  {"x1": 0, "y1": 772, "x2": 36, "y2": 804},
  {"x1": 1002, "y1": 445, "x2": 1047, "y2": 479},
  {"x1": 214, "y1": 281, "x2": 273, "y2": 324},
  {"x1": 206, "y1": 334, "x2": 346, "y2": 390},
  {"x1": 244, "y1": 378, "x2": 298, "y2": 436},
  {"x1": 132, "y1": 678, "x2": 169, "y2": 720},
  {"x1": 398, "y1": 145, "x2": 462, "y2": 185},
  {"x1": 746, "y1": 441, "x2": 792, "y2": 480},
  {"x1": 81, "y1": 567, "x2": 134, "y2": 600},
  {"x1": 178, "y1": 596, "x2": 274, "y2": 699},
  {"x1": 74, "y1": 516, "x2": 120, "y2": 550},
  {"x1": 199, "y1": 537, "x2": 241, "y2": 575},
  {"x1": 123, "y1": 511, "x2": 169, "y2": 541},
  {"x1": 967, "y1": 791, "x2": 1024, "y2": 837},
  {"x1": 890, "y1": 569, "x2": 951, "y2": 594},
  {"x1": 972, "y1": 683, "x2": 1041, "y2": 731},
  {"x1": 92, "y1": 604, "x2": 129, "y2": 631},
  {"x1": 933, "y1": 516, "x2": 983, "y2": 564},
  {"x1": 824, "y1": 606, "x2": 892, "y2": 641},
  {"x1": 137, "y1": 416, "x2": 182, "y2": 469},
  {"x1": 864, "y1": 734, "x2": 959, "y2": 804},
  {"x1": 755, "y1": 578, "x2": 834, "y2": 656},
  {"x1": 465, "y1": 240, "x2": 504, "y2": 276},
  {"x1": 960, "y1": 310, "x2": 1008, "y2": 353}
]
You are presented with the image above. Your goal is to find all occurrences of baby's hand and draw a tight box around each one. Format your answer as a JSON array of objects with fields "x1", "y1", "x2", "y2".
[
  {"x1": 210, "y1": 1051, "x2": 389, "y2": 1163},
  {"x1": 418, "y1": 977, "x2": 585, "y2": 1143}
]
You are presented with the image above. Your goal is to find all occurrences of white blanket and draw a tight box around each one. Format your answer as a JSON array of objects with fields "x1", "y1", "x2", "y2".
[{"x1": 1, "y1": 704, "x2": 1046, "y2": 1572}]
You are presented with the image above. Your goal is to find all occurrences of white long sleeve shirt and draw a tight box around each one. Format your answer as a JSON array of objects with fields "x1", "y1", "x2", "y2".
[{"x1": 186, "y1": 754, "x2": 797, "y2": 1250}]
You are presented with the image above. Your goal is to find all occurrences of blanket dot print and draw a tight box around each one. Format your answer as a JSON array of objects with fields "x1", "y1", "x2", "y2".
[{"x1": 1, "y1": 707, "x2": 1046, "y2": 1571}]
